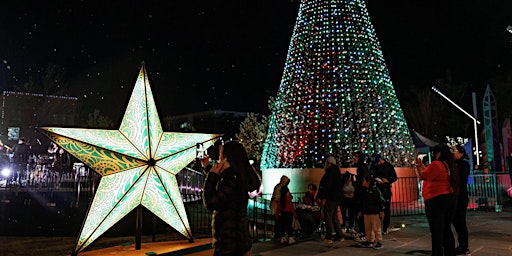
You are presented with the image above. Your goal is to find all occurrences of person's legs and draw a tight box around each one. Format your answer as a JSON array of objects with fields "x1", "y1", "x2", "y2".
[
  {"x1": 346, "y1": 198, "x2": 356, "y2": 230},
  {"x1": 363, "y1": 214, "x2": 375, "y2": 243},
  {"x1": 323, "y1": 200, "x2": 335, "y2": 240},
  {"x1": 357, "y1": 213, "x2": 365, "y2": 235},
  {"x1": 425, "y1": 195, "x2": 445, "y2": 256},
  {"x1": 453, "y1": 196, "x2": 469, "y2": 251},
  {"x1": 382, "y1": 200, "x2": 391, "y2": 232},
  {"x1": 340, "y1": 200, "x2": 349, "y2": 229},
  {"x1": 443, "y1": 194, "x2": 457, "y2": 256},
  {"x1": 370, "y1": 214, "x2": 383, "y2": 243},
  {"x1": 324, "y1": 200, "x2": 341, "y2": 239},
  {"x1": 274, "y1": 215, "x2": 282, "y2": 239},
  {"x1": 333, "y1": 205, "x2": 342, "y2": 237},
  {"x1": 281, "y1": 211, "x2": 294, "y2": 237}
]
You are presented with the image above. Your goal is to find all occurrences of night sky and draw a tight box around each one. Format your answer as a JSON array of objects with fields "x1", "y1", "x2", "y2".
[{"x1": 1, "y1": 1, "x2": 511, "y2": 123}]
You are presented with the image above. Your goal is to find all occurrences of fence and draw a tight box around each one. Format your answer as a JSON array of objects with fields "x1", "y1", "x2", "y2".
[
  {"x1": 468, "y1": 173, "x2": 511, "y2": 212},
  {"x1": 243, "y1": 174, "x2": 512, "y2": 241},
  {"x1": 1, "y1": 162, "x2": 510, "y2": 241}
]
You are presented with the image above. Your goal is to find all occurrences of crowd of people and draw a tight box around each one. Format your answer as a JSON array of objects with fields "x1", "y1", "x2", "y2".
[
  {"x1": 267, "y1": 151, "x2": 397, "y2": 250},
  {"x1": 0, "y1": 138, "x2": 77, "y2": 187},
  {"x1": 196, "y1": 139, "x2": 471, "y2": 256},
  {"x1": 264, "y1": 146, "x2": 471, "y2": 255}
]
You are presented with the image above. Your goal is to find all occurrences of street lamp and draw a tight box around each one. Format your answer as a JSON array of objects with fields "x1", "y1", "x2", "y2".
[{"x1": 432, "y1": 86, "x2": 481, "y2": 165}]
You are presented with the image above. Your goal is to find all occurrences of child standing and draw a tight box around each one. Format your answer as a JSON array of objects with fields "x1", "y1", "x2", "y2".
[
  {"x1": 276, "y1": 185, "x2": 297, "y2": 244},
  {"x1": 357, "y1": 176, "x2": 385, "y2": 249}
]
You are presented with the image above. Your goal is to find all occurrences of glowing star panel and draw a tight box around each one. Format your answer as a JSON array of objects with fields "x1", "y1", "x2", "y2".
[
  {"x1": 41, "y1": 128, "x2": 146, "y2": 159},
  {"x1": 40, "y1": 65, "x2": 220, "y2": 254}
]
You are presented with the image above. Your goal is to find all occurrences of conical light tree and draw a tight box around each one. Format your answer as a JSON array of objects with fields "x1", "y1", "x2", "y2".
[{"x1": 261, "y1": 0, "x2": 414, "y2": 170}]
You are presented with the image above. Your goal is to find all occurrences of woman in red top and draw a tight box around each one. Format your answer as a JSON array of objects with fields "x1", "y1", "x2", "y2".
[{"x1": 415, "y1": 144, "x2": 459, "y2": 256}]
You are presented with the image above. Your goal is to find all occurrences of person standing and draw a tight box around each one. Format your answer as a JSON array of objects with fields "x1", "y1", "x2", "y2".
[
  {"x1": 352, "y1": 151, "x2": 368, "y2": 242},
  {"x1": 370, "y1": 153, "x2": 397, "y2": 234},
  {"x1": 275, "y1": 184, "x2": 297, "y2": 244},
  {"x1": 203, "y1": 141, "x2": 261, "y2": 256},
  {"x1": 340, "y1": 171, "x2": 357, "y2": 235},
  {"x1": 270, "y1": 175, "x2": 290, "y2": 214},
  {"x1": 452, "y1": 145, "x2": 471, "y2": 255},
  {"x1": 270, "y1": 175, "x2": 290, "y2": 239},
  {"x1": 357, "y1": 176, "x2": 385, "y2": 249},
  {"x1": 415, "y1": 144, "x2": 459, "y2": 256},
  {"x1": 6, "y1": 138, "x2": 30, "y2": 182},
  {"x1": 317, "y1": 156, "x2": 344, "y2": 244},
  {"x1": 10, "y1": 138, "x2": 30, "y2": 164}
]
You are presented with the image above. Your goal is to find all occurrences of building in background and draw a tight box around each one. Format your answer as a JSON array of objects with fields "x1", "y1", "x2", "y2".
[
  {"x1": 1, "y1": 91, "x2": 78, "y2": 152},
  {"x1": 163, "y1": 110, "x2": 249, "y2": 139}
]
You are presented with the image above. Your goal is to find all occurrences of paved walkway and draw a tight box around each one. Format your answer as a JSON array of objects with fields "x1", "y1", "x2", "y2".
[
  {"x1": 242, "y1": 208, "x2": 512, "y2": 256},
  {"x1": 75, "y1": 207, "x2": 512, "y2": 256}
]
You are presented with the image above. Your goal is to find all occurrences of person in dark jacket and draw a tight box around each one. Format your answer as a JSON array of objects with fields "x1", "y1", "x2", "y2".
[
  {"x1": 357, "y1": 176, "x2": 385, "y2": 249},
  {"x1": 203, "y1": 141, "x2": 261, "y2": 256},
  {"x1": 452, "y1": 145, "x2": 471, "y2": 255},
  {"x1": 352, "y1": 151, "x2": 368, "y2": 242},
  {"x1": 5, "y1": 138, "x2": 30, "y2": 182},
  {"x1": 370, "y1": 153, "x2": 397, "y2": 234},
  {"x1": 317, "y1": 156, "x2": 343, "y2": 244}
]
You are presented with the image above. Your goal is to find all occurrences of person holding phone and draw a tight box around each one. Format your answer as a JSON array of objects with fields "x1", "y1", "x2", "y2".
[
  {"x1": 370, "y1": 153, "x2": 397, "y2": 234},
  {"x1": 202, "y1": 141, "x2": 261, "y2": 256},
  {"x1": 415, "y1": 144, "x2": 459, "y2": 256}
]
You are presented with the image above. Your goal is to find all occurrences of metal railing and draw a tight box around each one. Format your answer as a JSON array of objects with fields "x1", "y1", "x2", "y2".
[
  {"x1": 468, "y1": 173, "x2": 511, "y2": 212},
  {"x1": 1, "y1": 164, "x2": 510, "y2": 240}
]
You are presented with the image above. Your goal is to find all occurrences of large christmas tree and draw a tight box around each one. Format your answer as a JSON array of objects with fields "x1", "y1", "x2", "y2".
[{"x1": 261, "y1": 0, "x2": 414, "y2": 169}]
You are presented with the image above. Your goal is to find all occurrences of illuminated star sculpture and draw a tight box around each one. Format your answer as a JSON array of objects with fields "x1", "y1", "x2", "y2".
[{"x1": 40, "y1": 65, "x2": 220, "y2": 254}]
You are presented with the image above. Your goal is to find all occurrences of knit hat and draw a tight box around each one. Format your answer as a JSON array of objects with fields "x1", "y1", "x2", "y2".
[
  {"x1": 371, "y1": 153, "x2": 382, "y2": 165},
  {"x1": 326, "y1": 156, "x2": 337, "y2": 165}
]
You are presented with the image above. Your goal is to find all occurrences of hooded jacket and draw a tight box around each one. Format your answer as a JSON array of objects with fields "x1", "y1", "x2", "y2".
[
  {"x1": 317, "y1": 164, "x2": 343, "y2": 202},
  {"x1": 270, "y1": 175, "x2": 290, "y2": 214}
]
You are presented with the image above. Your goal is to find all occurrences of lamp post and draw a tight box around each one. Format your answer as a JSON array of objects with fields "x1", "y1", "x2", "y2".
[{"x1": 432, "y1": 86, "x2": 480, "y2": 165}]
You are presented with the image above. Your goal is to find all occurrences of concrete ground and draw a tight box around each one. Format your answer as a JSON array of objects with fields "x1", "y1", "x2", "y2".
[
  {"x1": 243, "y1": 209, "x2": 512, "y2": 256},
  {"x1": 1, "y1": 208, "x2": 510, "y2": 255}
]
